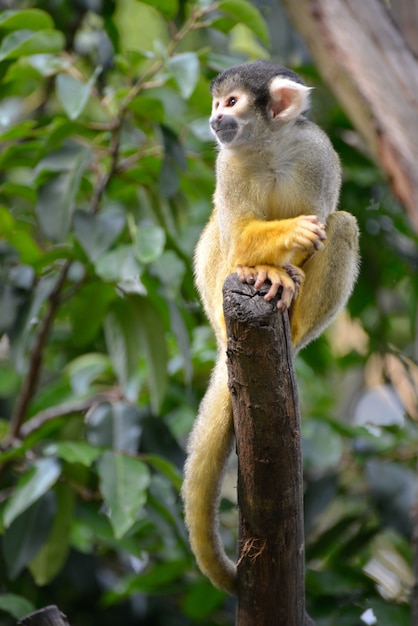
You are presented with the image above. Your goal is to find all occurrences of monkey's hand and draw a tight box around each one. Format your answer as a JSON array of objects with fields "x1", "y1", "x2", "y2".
[
  {"x1": 237, "y1": 263, "x2": 304, "y2": 310},
  {"x1": 283, "y1": 215, "x2": 326, "y2": 253}
]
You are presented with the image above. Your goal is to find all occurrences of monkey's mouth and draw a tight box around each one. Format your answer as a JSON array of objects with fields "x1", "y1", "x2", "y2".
[
  {"x1": 212, "y1": 125, "x2": 238, "y2": 144},
  {"x1": 210, "y1": 117, "x2": 239, "y2": 144}
]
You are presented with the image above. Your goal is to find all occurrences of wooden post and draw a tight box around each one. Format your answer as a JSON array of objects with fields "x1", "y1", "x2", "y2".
[
  {"x1": 17, "y1": 606, "x2": 70, "y2": 626},
  {"x1": 223, "y1": 273, "x2": 314, "y2": 626}
]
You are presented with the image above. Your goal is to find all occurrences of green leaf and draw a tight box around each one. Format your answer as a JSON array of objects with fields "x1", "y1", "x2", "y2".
[
  {"x1": 0, "y1": 9, "x2": 54, "y2": 31},
  {"x1": 152, "y1": 250, "x2": 186, "y2": 291},
  {"x1": 0, "y1": 593, "x2": 35, "y2": 620},
  {"x1": 7, "y1": 274, "x2": 56, "y2": 371},
  {"x1": 35, "y1": 146, "x2": 90, "y2": 241},
  {"x1": 161, "y1": 124, "x2": 187, "y2": 169},
  {"x1": 104, "y1": 299, "x2": 144, "y2": 399},
  {"x1": 66, "y1": 352, "x2": 112, "y2": 394},
  {"x1": 44, "y1": 442, "x2": 102, "y2": 466},
  {"x1": 0, "y1": 119, "x2": 36, "y2": 140},
  {"x1": 367, "y1": 598, "x2": 409, "y2": 626},
  {"x1": 139, "y1": 0, "x2": 179, "y2": 19},
  {"x1": 146, "y1": 455, "x2": 182, "y2": 491},
  {"x1": 159, "y1": 125, "x2": 186, "y2": 197},
  {"x1": 0, "y1": 361, "x2": 20, "y2": 396},
  {"x1": 28, "y1": 53, "x2": 70, "y2": 76},
  {"x1": 218, "y1": 0, "x2": 269, "y2": 45},
  {"x1": 86, "y1": 402, "x2": 143, "y2": 453},
  {"x1": 133, "y1": 223, "x2": 166, "y2": 263},
  {"x1": 95, "y1": 245, "x2": 144, "y2": 286},
  {"x1": 56, "y1": 66, "x2": 101, "y2": 120},
  {"x1": 74, "y1": 206, "x2": 126, "y2": 262},
  {"x1": 303, "y1": 420, "x2": 343, "y2": 472},
  {"x1": 131, "y1": 295, "x2": 168, "y2": 412},
  {"x1": 97, "y1": 450, "x2": 151, "y2": 539},
  {"x1": 0, "y1": 29, "x2": 65, "y2": 61},
  {"x1": 209, "y1": 16, "x2": 238, "y2": 35},
  {"x1": 28, "y1": 484, "x2": 74, "y2": 585},
  {"x1": 128, "y1": 96, "x2": 165, "y2": 122},
  {"x1": 3, "y1": 457, "x2": 61, "y2": 528},
  {"x1": 68, "y1": 282, "x2": 116, "y2": 347},
  {"x1": 116, "y1": 559, "x2": 189, "y2": 595},
  {"x1": 2, "y1": 491, "x2": 56, "y2": 579},
  {"x1": 104, "y1": 295, "x2": 168, "y2": 410},
  {"x1": 34, "y1": 142, "x2": 89, "y2": 179},
  {"x1": 182, "y1": 580, "x2": 226, "y2": 619},
  {"x1": 168, "y1": 52, "x2": 199, "y2": 99}
]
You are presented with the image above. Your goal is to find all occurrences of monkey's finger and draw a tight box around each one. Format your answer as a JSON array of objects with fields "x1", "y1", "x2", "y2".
[
  {"x1": 277, "y1": 284, "x2": 295, "y2": 309},
  {"x1": 313, "y1": 239, "x2": 325, "y2": 251},
  {"x1": 263, "y1": 281, "x2": 281, "y2": 301},
  {"x1": 293, "y1": 237, "x2": 318, "y2": 251},
  {"x1": 317, "y1": 225, "x2": 327, "y2": 240},
  {"x1": 304, "y1": 215, "x2": 326, "y2": 229},
  {"x1": 298, "y1": 217, "x2": 327, "y2": 240},
  {"x1": 236, "y1": 265, "x2": 256, "y2": 284},
  {"x1": 309, "y1": 224, "x2": 326, "y2": 241},
  {"x1": 254, "y1": 269, "x2": 268, "y2": 290}
]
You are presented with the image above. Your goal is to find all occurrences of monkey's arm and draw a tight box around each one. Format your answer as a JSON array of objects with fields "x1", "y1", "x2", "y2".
[
  {"x1": 223, "y1": 214, "x2": 325, "y2": 306},
  {"x1": 228, "y1": 215, "x2": 326, "y2": 268}
]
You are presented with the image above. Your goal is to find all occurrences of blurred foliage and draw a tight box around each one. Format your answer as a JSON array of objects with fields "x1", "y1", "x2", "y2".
[{"x1": 0, "y1": 1, "x2": 417, "y2": 625}]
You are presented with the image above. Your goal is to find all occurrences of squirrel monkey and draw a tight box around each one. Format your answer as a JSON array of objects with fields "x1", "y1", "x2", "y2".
[{"x1": 182, "y1": 61, "x2": 359, "y2": 594}]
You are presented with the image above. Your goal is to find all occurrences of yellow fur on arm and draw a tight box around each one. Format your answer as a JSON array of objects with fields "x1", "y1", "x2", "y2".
[{"x1": 231, "y1": 217, "x2": 315, "y2": 268}]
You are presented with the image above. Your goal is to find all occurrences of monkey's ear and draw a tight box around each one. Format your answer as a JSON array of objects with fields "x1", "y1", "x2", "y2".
[{"x1": 268, "y1": 77, "x2": 311, "y2": 122}]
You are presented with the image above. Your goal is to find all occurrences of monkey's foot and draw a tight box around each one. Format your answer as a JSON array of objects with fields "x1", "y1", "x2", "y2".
[
  {"x1": 236, "y1": 264, "x2": 304, "y2": 309},
  {"x1": 283, "y1": 263, "x2": 304, "y2": 291}
]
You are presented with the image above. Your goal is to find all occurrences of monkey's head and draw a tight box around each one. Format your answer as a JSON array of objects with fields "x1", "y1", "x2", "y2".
[{"x1": 209, "y1": 60, "x2": 311, "y2": 148}]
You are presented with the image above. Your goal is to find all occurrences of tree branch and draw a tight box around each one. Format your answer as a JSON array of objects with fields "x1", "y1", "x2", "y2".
[
  {"x1": 9, "y1": 261, "x2": 71, "y2": 440},
  {"x1": 281, "y1": 0, "x2": 418, "y2": 230},
  {"x1": 19, "y1": 393, "x2": 118, "y2": 438}
]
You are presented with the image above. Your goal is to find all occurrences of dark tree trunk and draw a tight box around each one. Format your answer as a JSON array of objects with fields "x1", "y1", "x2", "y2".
[{"x1": 223, "y1": 273, "x2": 314, "y2": 626}]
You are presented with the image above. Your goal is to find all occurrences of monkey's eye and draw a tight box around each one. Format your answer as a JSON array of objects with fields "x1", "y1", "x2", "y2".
[{"x1": 226, "y1": 96, "x2": 237, "y2": 107}]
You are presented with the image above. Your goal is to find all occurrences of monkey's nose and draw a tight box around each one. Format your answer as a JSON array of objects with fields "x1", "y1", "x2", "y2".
[
  {"x1": 210, "y1": 118, "x2": 222, "y2": 132},
  {"x1": 210, "y1": 114, "x2": 223, "y2": 125}
]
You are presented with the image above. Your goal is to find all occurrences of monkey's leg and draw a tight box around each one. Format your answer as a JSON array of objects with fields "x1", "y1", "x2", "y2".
[
  {"x1": 290, "y1": 211, "x2": 359, "y2": 352},
  {"x1": 182, "y1": 355, "x2": 237, "y2": 594}
]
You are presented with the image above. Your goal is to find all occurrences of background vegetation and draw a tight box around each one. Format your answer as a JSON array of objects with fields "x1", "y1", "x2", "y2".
[{"x1": 0, "y1": 1, "x2": 417, "y2": 624}]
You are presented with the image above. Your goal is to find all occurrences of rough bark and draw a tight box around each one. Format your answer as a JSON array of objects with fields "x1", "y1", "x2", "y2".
[
  {"x1": 17, "y1": 606, "x2": 70, "y2": 626},
  {"x1": 281, "y1": 0, "x2": 418, "y2": 230},
  {"x1": 223, "y1": 274, "x2": 313, "y2": 626}
]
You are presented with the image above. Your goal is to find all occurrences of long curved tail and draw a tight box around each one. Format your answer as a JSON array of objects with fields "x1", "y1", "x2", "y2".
[{"x1": 182, "y1": 355, "x2": 237, "y2": 594}]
